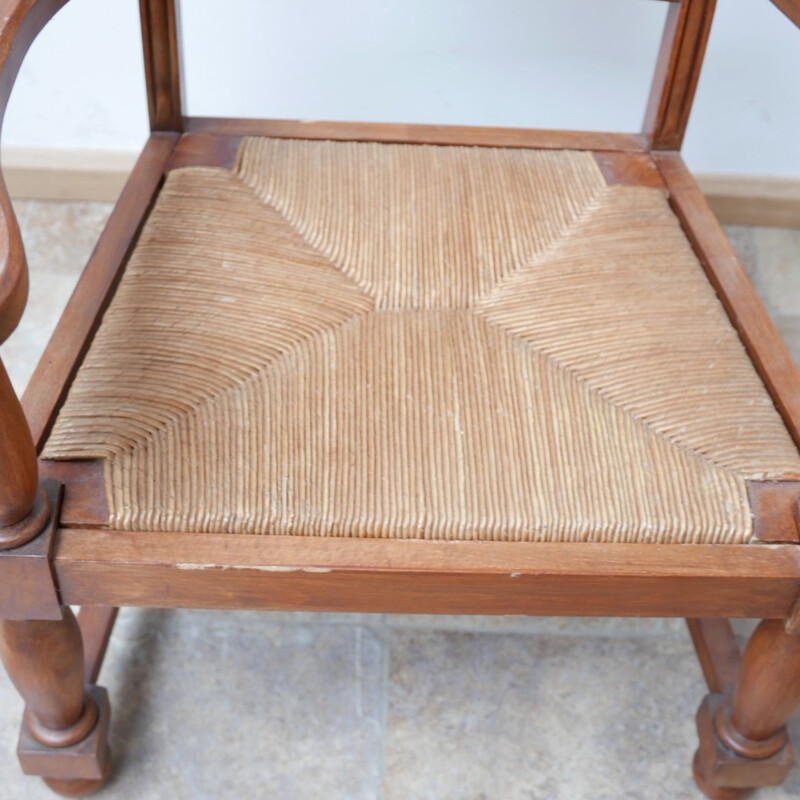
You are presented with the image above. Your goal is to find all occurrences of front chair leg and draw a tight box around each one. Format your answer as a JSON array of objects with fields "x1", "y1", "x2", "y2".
[
  {"x1": 0, "y1": 606, "x2": 111, "y2": 797},
  {"x1": 694, "y1": 619, "x2": 800, "y2": 799}
]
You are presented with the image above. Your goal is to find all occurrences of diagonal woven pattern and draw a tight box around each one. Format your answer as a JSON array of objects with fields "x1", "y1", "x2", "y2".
[{"x1": 43, "y1": 137, "x2": 800, "y2": 543}]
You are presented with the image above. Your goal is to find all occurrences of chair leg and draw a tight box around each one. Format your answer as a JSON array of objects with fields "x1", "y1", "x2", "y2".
[
  {"x1": 0, "y1": 606, "x2": 111, "y2": 797},
  {"x1": 693, "y1": 619, "x2": 800, "y2": 799}
]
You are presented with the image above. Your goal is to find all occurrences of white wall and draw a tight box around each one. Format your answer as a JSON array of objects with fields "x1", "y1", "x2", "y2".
[{"x1": 2, "y1": 0, "x2": 799, "y2": 176}]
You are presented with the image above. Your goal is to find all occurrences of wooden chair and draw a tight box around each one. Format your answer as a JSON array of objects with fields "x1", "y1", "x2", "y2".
[{"x1": 1, "y1": 0, "x2": 799, "y2": 795}]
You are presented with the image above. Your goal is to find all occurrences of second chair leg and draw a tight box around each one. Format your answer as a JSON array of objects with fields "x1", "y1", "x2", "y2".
[
  {"x1": 694, "y1": 619, "x2": 800, "y2": 799},
  {"x1": 0, "y1": 606, "x2": 111, "y2": 797}
]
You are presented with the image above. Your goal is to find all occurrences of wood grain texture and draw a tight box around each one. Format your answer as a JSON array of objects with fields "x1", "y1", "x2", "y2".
[
  {"x1": 655, "y1": 151, "x2": 800, "y2": 453},
  {"x1": 3, "y1": 608, "x2": 113, "y2": 794},
  {"x1": 139, "y1": 0, "x2": 182, "y2": 131},
  {"x1": 43, "y1": 138, "x2": 800, "y2": 543},
  {"x1": 694, "y1": 691, "x2": 795, "y2": 795},
  {"x1": 184, "y1": 116, "x2": 648, "y2": 152},
  {"x1": 0, "y1": 607, "x2": 95, "y2": 745},
  {"x1": 167, "y1": 132, "x2": 240, "y2": 171},
  {"x1": 644, "y1": 0, "x2": 716, "y2": 150},
  {"x1": 54, "y1": 529, "x2": 800, "y2": 617},
  {"x1": 21, "y1": 133, "x2": 179, "y2": 451},
  {"x1": 687, "y1": 618, "x2": 741, "y2": 694},
  {"x1": 38, "y1": 459, "x2": 107, "y2": 527},
  {"x1": 0, "y1": 0, "x2": 70, "y2": 567},
  {"x1": 77, "y1": 606, "x2": 118, "y2": 685},
  {"x1": 722, "y1": 620, "x2": 800, "y2": 756},
  {"x1": 0, "y1": 357, "x2": 37, "y2": 528},
  {"x1": 0, "y1": 480, "x2": 62, "y2": 621},
  {"x1": 747, "y1": 481, "x2": 800, "y2": 544},
  {"x1": 592, "y1": 151, "x2": 667, "y2": 190}
]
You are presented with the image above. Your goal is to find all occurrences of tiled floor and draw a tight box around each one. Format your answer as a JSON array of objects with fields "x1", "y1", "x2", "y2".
[{"x1": 0, "y1": 201, "x2": 799, "y2": 799}]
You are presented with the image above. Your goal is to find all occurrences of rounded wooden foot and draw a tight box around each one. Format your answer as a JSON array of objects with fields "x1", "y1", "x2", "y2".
[
  {"x1": 42, "y1": 753, "x2": 112, "y2": 798},
  {"x1": 693, "y1": 750, "x2": 754, "y2": 800}
]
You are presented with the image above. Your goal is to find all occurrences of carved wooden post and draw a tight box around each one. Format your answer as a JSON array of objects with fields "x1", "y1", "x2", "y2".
[
  {"x1": 0, "y1": 359, "x2": 112, "y2": 796},
  {"x1": 0, "y1": 612, "x2": 111, "y2": 797},
  {"x1": 0, "y1": 357, "x2": 48, "y2": 544},
  {"x1": 0, "y1": 3, "x2": 116, "y2": 794},
  {"x1": 694, "y1": 619, "x2": 800, "y2": 799},
  {"x1": 139, "y1": 0, "x2": 183, "y2": 132}
]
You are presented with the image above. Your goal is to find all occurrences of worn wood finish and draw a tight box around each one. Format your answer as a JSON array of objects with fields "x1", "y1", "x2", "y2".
[
  {"x1": 725, "y1": 621, "x2": 800, "y2": 753},
  {"x1": 0, "y1": 607, "x2": 93, "y2": 746},
  {"x1": 52, "y1": 529, "x2": 800, "y2": 618},
  {"x1": 784, "y1": 593, "x2": 800, "y2": 634},
  {"x1": 184, "y1": 116, "x2": 648, "y2": 152},
  {"x1": 38, "y1": 460, "x2": 107, "y2": 528},
  {"x1": 21, "y1": 133, "x2": 179, "y2": 450},
  {"x1": 694, "y1": 620, "x2": 800, "y2": 797},
  {"x1": 644, "y1": 0, "x2": 716, "y2": 150},
  {"x1": 655, "y1": 151, "x2": 800, "y2": 452},
  {"x1": 694, "y1": 694, "x2": 793, "y2": 798},
  {"x1": 30, "y1": 687, "x2": 112, "y2": 796},
  {"x1": 687, "y1": 618, "x2": 741, "y2": 694},
  {"x1": 0, "y1": 480, "x2": 61, "y2": 621},
  {"x1": 747, "y1": 481, "x2": 800, "y2": 544},
  {"x1": 592, "y1": 150, "x2": 667, "y2": 190},
  {"x1": 0, "y1": 606, "x2": 111, "y2": 795},
  {"x1": 77, "y1": 606, "x2": 118, "y2": 685},
  {"x1": 167, "y1": 131, "x2": 241, "y2": 171},
  {"x1": 139, "y1": 0, "x2": 182, "y2": 131}
]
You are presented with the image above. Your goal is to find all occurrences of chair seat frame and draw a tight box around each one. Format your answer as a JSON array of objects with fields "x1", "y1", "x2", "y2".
[{"x1": 0, "y1": 0, "x2": 799, "y2": 796}]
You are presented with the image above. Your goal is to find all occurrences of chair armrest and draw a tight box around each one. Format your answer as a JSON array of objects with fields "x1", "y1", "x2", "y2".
[
  {"x1": 771, "y1": 0, "x2": 800, "y2": 27},
  {"x1": 0, "y1": 0, "x2": 67, "y2": 344}
]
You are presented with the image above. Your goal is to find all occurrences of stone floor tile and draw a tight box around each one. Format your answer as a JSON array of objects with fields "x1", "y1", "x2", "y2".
[
  {"x1": 1, "y1": 270, "x2": 85, "y2": 393},
  {"x1": 19, "y1": 200, "x2": 112, "y2": 275},
  {"x1": 0, "y1": 201, "x2": 113, "y2": 393},
  {"x1": 752, "y1": 227, "x2": 800, "y2": 316},
  {"x1": 137, "y1": 612, "x2": 692, "y2": 641},
  {"x1": 0, "y1": 609, "x2": 388, "y2": 799},
  {"x1": 383, "y1": 614, "x2": 689, "y2": 640},
  {"x1": 725, "y1": 224, "x2": 767, "y2": 297},
  {"x1": 384, "y1": 629, "x2": 800, "y2": 800}
]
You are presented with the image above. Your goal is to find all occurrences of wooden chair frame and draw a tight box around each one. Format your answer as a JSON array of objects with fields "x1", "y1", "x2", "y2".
[{"x1": 0, "y1": 0, "x2": 799, "y2": 795}]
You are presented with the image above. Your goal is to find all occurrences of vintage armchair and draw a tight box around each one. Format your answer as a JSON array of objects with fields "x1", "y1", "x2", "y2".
[{"x1": 1, "y1": 0, "x2": 800, "y2": 796}]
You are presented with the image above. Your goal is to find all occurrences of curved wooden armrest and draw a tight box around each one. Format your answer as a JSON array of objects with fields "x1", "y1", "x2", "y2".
[
  {"x1": 0, "y1": 0, "x2": 67, "y2": 344},
  {"x1": 0, "y1": 0, "x2": 67, "y2": 545},
  {"x1": 770, "y1": 0, "x2": 800, "y2": 26}
]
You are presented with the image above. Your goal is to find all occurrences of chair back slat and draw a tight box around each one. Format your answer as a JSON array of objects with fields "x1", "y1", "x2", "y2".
[
  {"x1": 138, "y1": 0, "x2": 799, "y2": 150},
  {"x1": 644, "y1": 0, "x2": 716, "y2": 150},
  {"x1": 139, "y1": 0, "x2": 182, "y2": 132}
]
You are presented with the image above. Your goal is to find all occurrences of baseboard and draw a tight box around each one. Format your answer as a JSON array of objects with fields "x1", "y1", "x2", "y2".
[
  {"x1": 2, "y1": 147, "x2": 138, "y2": 203},
  {"x1": 1, "y1": 147, "x2": 799, "y2": 228},
  {"x1": 697, "y1": 173, "x2": 800, "y2": 229}
]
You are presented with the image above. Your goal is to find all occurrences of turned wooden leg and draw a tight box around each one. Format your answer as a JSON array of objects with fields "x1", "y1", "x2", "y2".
[
  {"x1": 0, "y1": 606, "x2": 111, "y2": 797},
  {"x1": 694, "y1": 619, "x2": 800, "y2": 799}
]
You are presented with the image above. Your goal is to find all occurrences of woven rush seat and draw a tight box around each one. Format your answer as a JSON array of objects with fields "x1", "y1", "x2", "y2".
[{"x1": 42, "y1": 136, "x2": 800, "y2": 544}]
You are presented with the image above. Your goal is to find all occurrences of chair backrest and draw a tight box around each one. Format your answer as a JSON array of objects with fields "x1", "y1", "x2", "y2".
[{"x1": 138, "y1": 0, "x2": 799, "y2": 150}]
